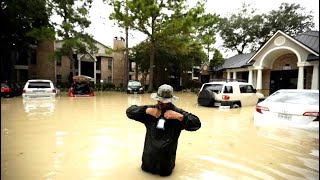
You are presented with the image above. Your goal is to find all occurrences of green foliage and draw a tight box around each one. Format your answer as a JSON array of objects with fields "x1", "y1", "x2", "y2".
[
  {"x1": 49, "y1": 0, "x2": 98, "y2": 59},
  {"x1": 94, "y1": 83, "x2": 116, "y2": 91},
  {"x1": 210, "y1": 49, "x2": 224, "y2": 70},
  {"x1": 0, "y1": 0, "x2": 54, "y2": 50},
  {"x1": 107, "y1": 0, "x2": 209, "y2": 91},
  {"x1": 218, "y1": 2, "x2": 315, "y2": 54},
  {"x1": 260, "y1": 3, "x2": 315, "y2": 45}
]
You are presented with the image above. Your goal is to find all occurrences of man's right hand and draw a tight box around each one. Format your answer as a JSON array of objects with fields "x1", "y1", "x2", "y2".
[{"x1": 146, "y1": 107, "x2": 161, "y2": 118}]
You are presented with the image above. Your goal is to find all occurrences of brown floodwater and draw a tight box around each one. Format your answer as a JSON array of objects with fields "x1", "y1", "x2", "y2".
[{"x1": 1, "y1": 92, "x2": 319, "y2": 180}]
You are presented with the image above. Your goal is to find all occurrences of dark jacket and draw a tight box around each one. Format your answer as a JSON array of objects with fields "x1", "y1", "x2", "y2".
[{"x1": 126, "y1": 103, "x2": 201, "y2": 176}]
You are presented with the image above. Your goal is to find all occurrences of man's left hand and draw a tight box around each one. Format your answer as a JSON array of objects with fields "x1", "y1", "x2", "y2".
[{"x1": 164, "y1": 110, "x2": 184, "y2": 121}]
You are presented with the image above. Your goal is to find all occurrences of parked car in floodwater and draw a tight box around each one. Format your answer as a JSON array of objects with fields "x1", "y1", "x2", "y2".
[
  {"x1": 254, "y1": 89, "x2": 319, "y2": 130},
  {"x1": 1, "y1": 81, "x2": 23, "y2": 98},
  {"x1": 197, "y1": 79, "x2": 264, "y2": 108},
  {"x1": 22, "y1": 79, "x2": 59, "y2": 98},
  {"x1": 127, "y1": 80, "x2": 144, "y2": 94},
  {"x1": 68, "y1": 75, "x2": 94, "y2": 97}
]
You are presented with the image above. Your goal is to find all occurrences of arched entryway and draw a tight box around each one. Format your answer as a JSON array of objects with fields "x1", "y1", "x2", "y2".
[
  {"x1": 79, "y1": 54, "x2": 96, "y2": 84},
  {"x1": 269, "y1": 53, "x2": 299, "y2": 94}
]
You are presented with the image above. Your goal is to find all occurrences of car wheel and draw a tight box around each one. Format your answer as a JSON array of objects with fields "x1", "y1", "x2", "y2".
[
  {"x1": 231, "y1": 103, "x2": 240, "y2": 108},
  {"x1": 197, "y1": 89, "x2": 214, "y2": 106}
]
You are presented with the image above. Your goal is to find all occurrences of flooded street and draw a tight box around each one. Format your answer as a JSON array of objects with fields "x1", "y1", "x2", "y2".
[{"x1": 1, "y1": 92, "x2": 319, "y2": 180}]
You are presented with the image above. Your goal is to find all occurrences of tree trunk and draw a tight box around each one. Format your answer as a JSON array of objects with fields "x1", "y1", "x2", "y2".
[
  {"x1": 124, "y1": 26, "x2": 129, "y2": 88},
  {"x1": 148, "y1": 17, "x2": 156, "y2": 92},
  {"x1": 148, "y1": 38, "x2": 155, "y2": 92},
  {"x1": 68, "y1": 52, "x2": 74, "y2": 83}
]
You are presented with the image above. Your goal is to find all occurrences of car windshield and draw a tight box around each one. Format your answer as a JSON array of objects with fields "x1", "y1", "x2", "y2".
[
  {"x1": 1, "y1": 83, "x2": 9, "y2": 88},
  {"x1": 204, "y1": 84, "x2": 223, "y2": 93},
  {"x1": 74, "y1": 83, "x2": 91, "y2": 94},
  {"x1": 266, "y1": 91, "x2": 319, "y2": 105},
  {"x1": 128, "y1": 81, "x2": 141, "y2": 86},
  {"x1": 28, "y1": 82, "x2": 51, "y2": 88}
]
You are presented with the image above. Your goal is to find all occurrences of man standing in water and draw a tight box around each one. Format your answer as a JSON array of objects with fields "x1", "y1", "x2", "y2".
[{"x1": 126, "y1": 84, "x2": 201, "y2": 176}]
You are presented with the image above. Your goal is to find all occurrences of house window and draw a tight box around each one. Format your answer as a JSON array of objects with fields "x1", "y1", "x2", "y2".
[
  {"x1": 57, "y1": 75, "x2": 62, "y2": 83},
  {"x1": 30, "y1": 49, "x2": 37, "y2": 64},
  {"x1": 96, "y1": 57, "x2": 101, "y2": 70},
  {"x1": 96, "y1": 73, "x2": 101, "y2": 83},
  {"x1": 56, "y1": 56, "x2": 62, "y2": 66},
  {"x1": 73, "y1": 54, "x2": 78, "y2": 69},
  {"x1": 107, "y1": 76, "x2": 112, "y2": 83},
  {"x1": 108, "y1": 58, "x2": 112, "y2": 70}
]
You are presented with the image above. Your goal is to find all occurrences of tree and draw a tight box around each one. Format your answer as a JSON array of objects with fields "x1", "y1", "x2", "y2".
[
  {"x1": 107, "y1": 0, "x2": 132, "y2": 88},
  {"x1": 209, "y1": 49, "x2": 224, "y2": 70},
  {"x1": 260, "y1": 3, "x2": 315, "y2": 45},
  {"x1": 130, "y1": 34, "x2": 207, "y2": 89},
  {"x1": 218, "y1": 2, "x2": 315, "y2": 54},
  {"x1": 107, "y1": 0, "x2": 207, "y2": 92},
  {"x1": 48, "y1": 0, "x2": 98, "y2": 81},
  {"x1": 218, "y1": 2, "x2": 263, "y2": 54},
  {"x1": 0, "y1": 0, "x2": 54, "y2": 80},
  {"x1": 196, "y1": 13, "x2": 220, "y2": 61}
]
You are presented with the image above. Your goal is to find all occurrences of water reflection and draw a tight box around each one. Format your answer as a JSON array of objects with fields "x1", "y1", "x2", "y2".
[
  {"x1": 127, "y1": 94, "x2": 143, "y2": 106},
  {"x1": 1, "y1": 92, "x2": 319, "y2": 179},
  {"x1": 23, "y1": 97, "x2": 57, "y2": 116}
]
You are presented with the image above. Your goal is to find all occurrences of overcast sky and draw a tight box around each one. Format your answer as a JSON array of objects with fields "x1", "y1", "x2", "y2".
[{"x1": 86, "y1": 0, "x2": 319, "y2": 58}]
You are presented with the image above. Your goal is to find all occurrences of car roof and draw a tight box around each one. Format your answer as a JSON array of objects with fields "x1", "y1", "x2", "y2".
[
  {"x1": 27, "y1": 79, "x2": 53, "y2": 82},
  {"x1": 203, "y1": 81, "x2": 250, "y2": 85},
  {"x1": 275, "y1": 89, "x2": 319, "y2": 93}
]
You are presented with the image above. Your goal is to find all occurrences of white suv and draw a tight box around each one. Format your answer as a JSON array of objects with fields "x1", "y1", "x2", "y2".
[
  {"x1": 197, "y1": 79, "x2": 264, "y2": 108},
  {"x1": 22, "y1": 79, "x2": 59, "y2": 98}
]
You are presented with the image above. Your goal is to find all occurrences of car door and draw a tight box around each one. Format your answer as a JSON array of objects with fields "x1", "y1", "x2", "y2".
[{"x1": 239, "y1": 84, "x2": 257, "y2": 106}]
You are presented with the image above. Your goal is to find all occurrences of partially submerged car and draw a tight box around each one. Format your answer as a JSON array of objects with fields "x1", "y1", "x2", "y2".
[
  {"x1": 127, "y1": 80, "x2": 144, "y2": 94},
  {"x1": 68, "y1": 75, "x2": 94, "y2": 97},
  {"x1": 1, "y1": 80, "x2": 22, "y2": 98},
  {"x1": 197, "y1": 79, "x2": 264, "y2": 108},
  {"x1": 22, "y1": 79, "x2": 59, "y2": 98},
  {"x1": 254, "y1": 89, "x2": 319, "y2": 131}
]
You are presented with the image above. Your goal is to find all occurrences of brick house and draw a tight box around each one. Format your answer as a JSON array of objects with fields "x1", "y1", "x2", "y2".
[
  {"x1": 14, "y1": 37, "x2": 127, "y2": 87},
  {"x1": 197, "y1": 30, "x2": 319, "y2": 96}
]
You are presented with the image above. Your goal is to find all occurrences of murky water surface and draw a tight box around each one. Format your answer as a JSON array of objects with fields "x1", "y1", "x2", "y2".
[{"x1": 1, "y1": 92, "x2": 319, "y2": 180}]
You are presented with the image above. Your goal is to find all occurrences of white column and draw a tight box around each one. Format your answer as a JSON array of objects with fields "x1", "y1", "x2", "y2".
[
  {"x1": 311, "y1": 64, "x2": 319, "y2": 90},
  {"x1": 233, "y1": 71, "x2": 237, "y2": 79},
  {"x1": 297, "y1": 66, "x2": 304, "y2": 89},
  {"x1": 257, "y1": 69, "x2": 262, "y2": 90},
  {"x1": 227, "y1": 70, "x2": 231, "y2": 79},
  {"x1": 94, "y1": 60, "x2": 96, "y2": 84},
  {"x1": 78, "y1": 59, "x2": 81, "y2": 75},
  {"x1": 248, "y1": 68, "x2": 253, "y2": 84},
  {"x1": 252, "y1": 70, "x2": 257, "y2": 88}
]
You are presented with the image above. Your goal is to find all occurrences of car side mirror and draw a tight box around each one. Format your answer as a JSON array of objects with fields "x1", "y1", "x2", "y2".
[{"x1": 253, "y1": 89, "x2": 257, "y2": 93}]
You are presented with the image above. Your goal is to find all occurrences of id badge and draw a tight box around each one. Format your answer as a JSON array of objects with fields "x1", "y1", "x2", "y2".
[{"x1": 156, "y1": 118, "x2": 166, "y2": 130}]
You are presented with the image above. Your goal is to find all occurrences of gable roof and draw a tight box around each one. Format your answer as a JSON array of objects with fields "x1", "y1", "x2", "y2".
[
  {"x1": 247, "y1": 30, "x2": 319, "y2": 64},
  {"x1": 294, "y1": 31, "x2": 319, "y2": 54},
  {"x1": 217, "y1": 52, "x2": 255, "y2": 70}
]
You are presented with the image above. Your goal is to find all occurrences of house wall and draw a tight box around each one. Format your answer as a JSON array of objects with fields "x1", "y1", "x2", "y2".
[
  {"x1": 101, "y1": 57, "x2": 113, "y2": 83},
  {"x1": 111, "y1": 39, "x2": 126, "y2": 87},
  {"x1": 29, "y1": 40, "x2": 55, "y2": 81},
  {"x1": 254, "y1": 34, "x2": 310, "y2": 68},
  {"x1": 32, "y1": 39, "x2": 126, "y2": 87}
]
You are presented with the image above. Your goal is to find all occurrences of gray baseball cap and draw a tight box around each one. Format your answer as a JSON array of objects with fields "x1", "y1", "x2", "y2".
[{"x1": 150, "y1": 84, "x2": 179, "y2": 103}]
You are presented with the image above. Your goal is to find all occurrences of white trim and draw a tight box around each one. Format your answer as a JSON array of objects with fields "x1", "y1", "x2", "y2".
[
  {"x1": 79, "y1": 53, "x2": 97, "y2": 62},
  {"x1": 258, "y1": 46, "x2": 302, "y2": 68},
  {"x1": 14, "y1": 65, "x2": 28, "y2": 70},
  {"x1": 248, "y1": 30, "x2": 319, "y2": 64}
]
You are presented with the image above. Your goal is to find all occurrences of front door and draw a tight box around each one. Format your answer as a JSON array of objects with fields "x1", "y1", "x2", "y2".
[{"x1": 270, "y1": 70, "x2": 298, "y2": 94}]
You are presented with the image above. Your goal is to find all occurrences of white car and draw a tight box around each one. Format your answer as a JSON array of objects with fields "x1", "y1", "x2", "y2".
[
  {"x1": 197, "y1": 79, "x2": 264, "y2": 108},
  {"x1": 22, "y1": 79, "x2": 59, "y2": 98},
  {"x1": 254, "y1": 89, "x2": 319, "y2": 131}
]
